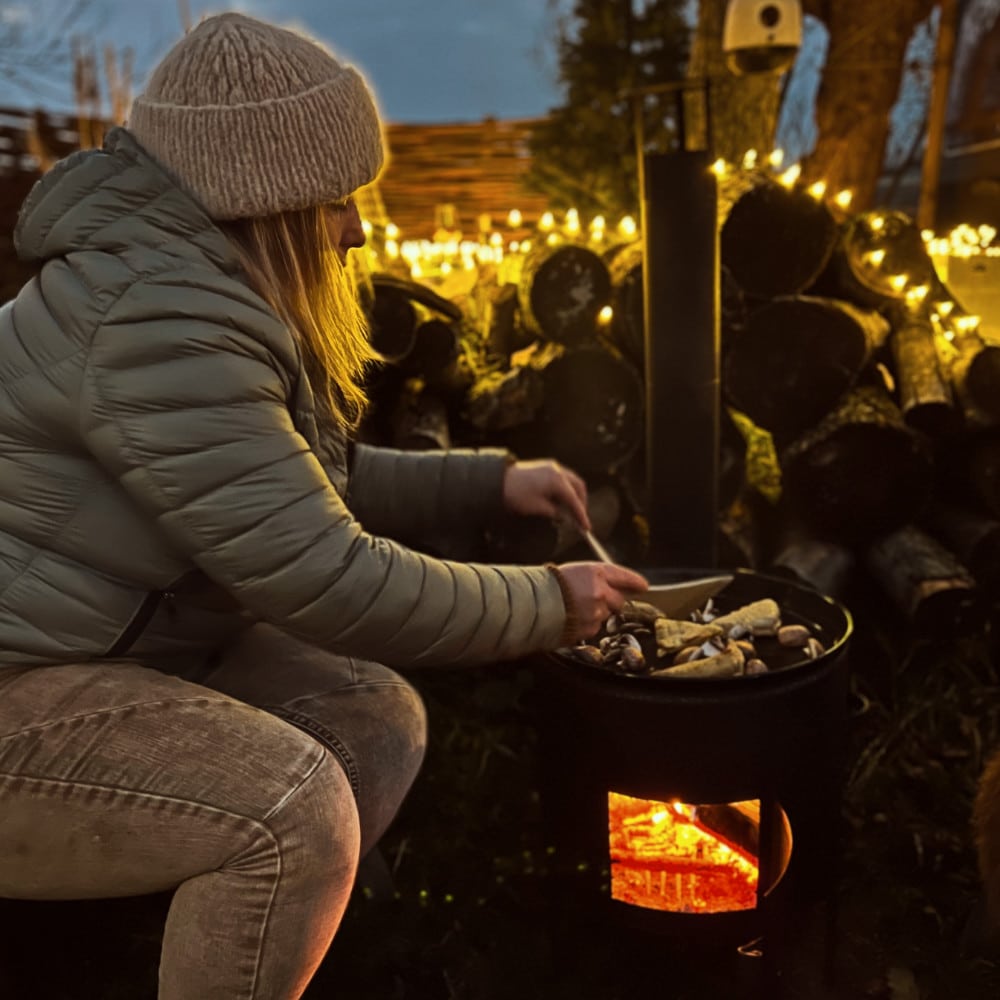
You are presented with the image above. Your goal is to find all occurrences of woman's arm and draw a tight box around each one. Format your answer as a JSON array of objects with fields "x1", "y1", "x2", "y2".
[
  {"x1": 79, "y1": 273, "x2": 568, "y2": 667},
  {"x1": 344, "y1": 443, "x2": 511, "y2": 545}
]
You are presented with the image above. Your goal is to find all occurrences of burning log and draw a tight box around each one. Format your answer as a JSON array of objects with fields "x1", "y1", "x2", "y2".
[
  {"x1": 517, "y1": 243, "x2": 612, "y2": 346},
  {"x1": 723, "y1": 295, "x2": 890, "y2": 443},
  {"x1": 888, "y1": 308, "x2": 959, "y2": 436},
  {"x1": 505, "y1": 341, "x2": 643, "y2": 478},
  {"x1": 864, "y1": 523, "x2": 984, "y2": 637},
  {"x1": 780, "y1": 385, "x2": 933, "y2": 544},
  {"x1": 719, "y1": 173, "x2": 839, "y2": 299}
]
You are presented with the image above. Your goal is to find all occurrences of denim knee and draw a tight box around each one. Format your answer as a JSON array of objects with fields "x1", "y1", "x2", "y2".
[{"x1": 263, "y1": 748, "x2": 361, "y2": 884}]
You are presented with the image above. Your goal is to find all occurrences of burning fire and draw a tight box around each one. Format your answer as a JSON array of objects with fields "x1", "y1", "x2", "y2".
[{"x1": 608, "y1": 792, "x2": 760, "y2": 913}]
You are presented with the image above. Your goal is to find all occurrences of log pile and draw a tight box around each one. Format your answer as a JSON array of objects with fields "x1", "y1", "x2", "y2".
[{"x1": 357, "y1": 170, "x2": 999, "y2": 638}]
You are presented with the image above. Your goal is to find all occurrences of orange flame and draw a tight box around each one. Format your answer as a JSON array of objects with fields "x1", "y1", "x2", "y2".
[{"x1": 608, "y1": 792, "x2": 759, "y2": 913}]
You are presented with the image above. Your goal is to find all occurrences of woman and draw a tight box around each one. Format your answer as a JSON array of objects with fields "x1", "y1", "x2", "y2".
[{"x1": 0, "y1": 11, "x2": 646, "y2": 1000}]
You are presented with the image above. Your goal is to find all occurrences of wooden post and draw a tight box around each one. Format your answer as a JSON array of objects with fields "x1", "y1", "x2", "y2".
[{"x1": 917, "y1": 0, "x2": 960, "y2": 231}]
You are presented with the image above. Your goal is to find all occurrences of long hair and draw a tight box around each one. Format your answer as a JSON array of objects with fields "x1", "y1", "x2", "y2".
[{"x1": 218, "y1": 204, "x2": 379, "y2": 431}]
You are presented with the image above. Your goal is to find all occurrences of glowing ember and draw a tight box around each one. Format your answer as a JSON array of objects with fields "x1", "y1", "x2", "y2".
[{"x1": 608, "y1": 792, "x2": 760, "y2": 913}]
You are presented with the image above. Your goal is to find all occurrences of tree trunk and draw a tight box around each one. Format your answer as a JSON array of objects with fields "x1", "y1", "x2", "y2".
[
  {"x1": 687, "y1": 0, "x2": 783, "y2": 160},
  {"x1": 801, "y1": 0, "x2": 937, "y2": 210}
]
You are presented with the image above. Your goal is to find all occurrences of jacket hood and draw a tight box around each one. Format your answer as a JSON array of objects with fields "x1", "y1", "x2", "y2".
[{"x1": 14, "y1": 127, "x2": 240, "y2": 275}]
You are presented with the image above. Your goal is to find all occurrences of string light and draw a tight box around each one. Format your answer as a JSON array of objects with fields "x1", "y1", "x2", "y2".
[
  {"x1": 778, "y1": 164, "x2": 801, "y2": 188},
  {"x1": 767, "y1": 149, "x2": 785, "y2": 168},
  {"x1": 507, "y1": 209, "x2": 522, "y2": 228},
  {"x1": 869, "y1": 215, "x2": 886, "y2": 233},
  {"x1": 598, "y1": 305, "x2": 613, "y2": 325},
  {"x1": 834, "y1": 189, "x2": 853, "y2": 210},
  {"x1": 618, "y1": 215, "x2": 637, "y2": 238},
  {"x1": 710, "y1": 157, "x2": 728, "y2": 177},
  {"x1": 889, "y1": 274, "x2": 909, "y2": 292},
  {"x1": 806, "y1": 180, "x2": 827, "y2": 200},
  {"x1": 385, "y1": 222, "x2": 400, "y2": 240},
  {"x1": 741, "y1": 149, "x2": 758, "y2": 170},
  {"x1": 539, "y1": 211, "x2": 555, "y2": 231},
  {"x1": 866, "y1": 249, "x2": 886, "y2": 266},
  {"x1": 565, "y1": 208, "x2": 581, "y2": 236}
]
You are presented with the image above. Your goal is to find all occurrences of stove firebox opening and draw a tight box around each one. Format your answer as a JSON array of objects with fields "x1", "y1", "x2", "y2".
[{"x1": 608, "y1": 791, "x2": 792, "y2": 914}]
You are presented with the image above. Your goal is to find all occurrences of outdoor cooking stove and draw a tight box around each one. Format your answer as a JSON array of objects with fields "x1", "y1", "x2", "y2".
[{"x1": 535, "y1": 567, "x2": 852, "y2": 964}]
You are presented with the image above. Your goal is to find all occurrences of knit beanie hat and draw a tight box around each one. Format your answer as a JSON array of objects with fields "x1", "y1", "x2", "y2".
[{"x1": 128, "y1": 12, "x2": 385, "y2": 220}]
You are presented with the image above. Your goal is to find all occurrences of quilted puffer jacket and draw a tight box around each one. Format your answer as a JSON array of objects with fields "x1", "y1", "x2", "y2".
[{"x1": 0, "y1": 128, "x2": 568, "y2": 667}]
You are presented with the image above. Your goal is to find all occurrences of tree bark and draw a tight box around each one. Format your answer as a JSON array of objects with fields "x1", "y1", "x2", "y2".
[
  {"x1": 801, "y1": 0, "x2": 937, "y2": 210},
  {"x1": 687, "y1": 0, "x2": 784, "y2": 160}
]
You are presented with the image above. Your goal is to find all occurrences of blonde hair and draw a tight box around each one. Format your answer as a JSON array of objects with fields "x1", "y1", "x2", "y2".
[{"x1": 219, "y1": 204, "x2": 379, "y2": 430}]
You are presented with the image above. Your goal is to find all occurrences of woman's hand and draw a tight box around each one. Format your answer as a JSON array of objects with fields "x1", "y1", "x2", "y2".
[
  {"x1": 556, "y1": 561, "x2": 649, "y2": 640},
  {"x1": 502, "y1": 459, "x2": 590, "y2": 531}
]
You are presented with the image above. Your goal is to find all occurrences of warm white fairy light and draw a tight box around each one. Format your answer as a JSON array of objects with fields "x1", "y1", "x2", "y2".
[
  {"x1": 598, "y1": 305, "x2": 613, "y2": 325},
  {"x1": 937, "y1": 301, "x2": 955, "y2": 317},
  {"x1": 539, "y1": 211, "x2": 555, "y2": 232},
  {"x1": 870, "y1": 215, "x2": 886, "y2": 233},
  {"x1": 565, "y1": 208, "x2": 581, "y2": 235},
  {"x1": 546, "y1": 232, "x2": 561, "y2": 246},
  {"x1": 742, "y1": 149, "x2": 758, "y2": 170},
  {"x1": 385, "y1": 222, "x2": 400, "y2": 240},
  {"x1": 834, "y1": 189, "x2": 853, "y2": 210},
  {"x1": 384, "y1": 239, "x2": 399, "y2": 259},
  {"x1": 906, "y1": 284, "x2": 929, "y2": 306},
  {"x1": 778, "y1": 164, "x2": 801, "y2": 188},
  {"x1": 889, "y1": 274, "x2": 909, "y2": 292},
  {"x1": 807, "y1": 180, "x2": 827, "y2": 200},
  {"x1": 768, "y1": 148, "x2": 785, "y2": 168},
  {"x1": 507, "y1": 209, "x2": 522, "y2": 228},
  {"x1": 866, "y1": 249, "x2": 887, "y2": 266},
  {"x1": 619, "y1": 215, "x2": 637, "y2": 238},
  {"x1": 362, "y1": 219, "x2": 374, "y2": 238},
  {"x1": 956, "y1": 315, "x2": 982, "y2": 332},
  {"x1": 710, "y1": 157, "x2": 728, "y2": 177}
]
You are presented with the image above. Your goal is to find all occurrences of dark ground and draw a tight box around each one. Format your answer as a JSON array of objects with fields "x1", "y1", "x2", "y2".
[{"x1": 2, "y1": 572, "x2": 1000, "y2": 1000}]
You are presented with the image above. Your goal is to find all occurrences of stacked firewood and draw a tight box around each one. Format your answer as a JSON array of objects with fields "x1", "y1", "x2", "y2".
[{"x1": 358, "y1": 174, "x2": 999, "y2": 636}]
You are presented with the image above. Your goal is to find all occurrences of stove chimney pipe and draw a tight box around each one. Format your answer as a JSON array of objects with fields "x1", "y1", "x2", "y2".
[{"x1": 640, "y1": 144, "x2": 720, "y2": 568}]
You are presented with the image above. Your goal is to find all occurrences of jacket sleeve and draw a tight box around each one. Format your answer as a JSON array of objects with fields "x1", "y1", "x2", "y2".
[
  {"x1": 78, "y1": 275, "x2": 568, "y2": 666},
  {"x1": 344, "y1": 443, "x2": 510, "y2": 544}
]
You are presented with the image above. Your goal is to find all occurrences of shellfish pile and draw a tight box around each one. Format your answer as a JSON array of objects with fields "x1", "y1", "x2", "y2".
[{"x1": 561, "y1": 597, "x2": 827, "y2": 679}]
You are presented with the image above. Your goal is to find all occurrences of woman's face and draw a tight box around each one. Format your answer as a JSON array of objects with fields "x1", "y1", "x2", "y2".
[{"x1": 325, "y1": 199, "x2": 366, "y2": 262}]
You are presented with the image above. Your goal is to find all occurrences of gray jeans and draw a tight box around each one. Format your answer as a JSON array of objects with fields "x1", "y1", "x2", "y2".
[{"x1": 0, "y1": 624, "x2": 427, "y2": 999}]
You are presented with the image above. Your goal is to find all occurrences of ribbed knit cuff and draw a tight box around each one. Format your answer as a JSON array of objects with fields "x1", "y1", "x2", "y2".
[{"x1": 545, "y1": 563, "x2": 579, "y2": 646}]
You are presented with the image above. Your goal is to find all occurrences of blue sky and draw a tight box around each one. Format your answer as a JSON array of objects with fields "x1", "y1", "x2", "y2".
[{"x1": 0, "y1": 0, "x2": 567, "y2": 123}]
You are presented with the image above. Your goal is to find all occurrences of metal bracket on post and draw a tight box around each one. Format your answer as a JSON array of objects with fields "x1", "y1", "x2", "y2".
[{"x1": 630, "y1": 79, "x2": 720, "y2": 569}]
